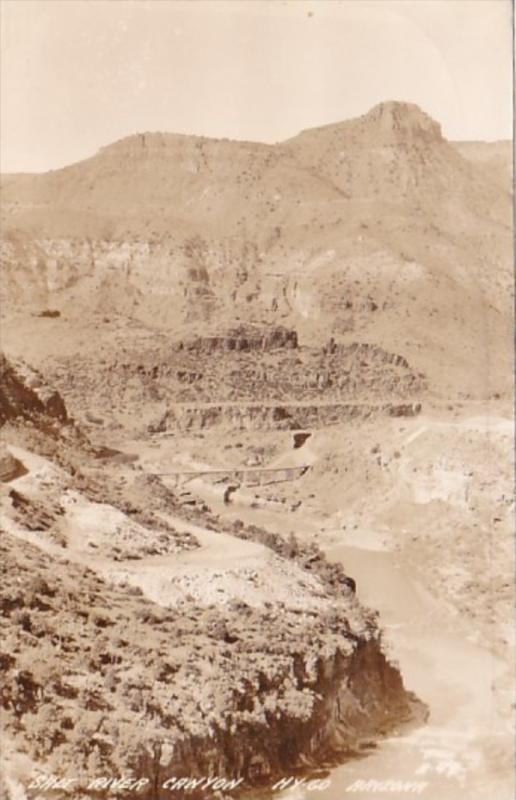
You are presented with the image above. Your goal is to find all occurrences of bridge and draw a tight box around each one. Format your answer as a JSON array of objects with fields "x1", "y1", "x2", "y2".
[{"x1": 152, "y1": 464, "x2": 311, "y2": 489}]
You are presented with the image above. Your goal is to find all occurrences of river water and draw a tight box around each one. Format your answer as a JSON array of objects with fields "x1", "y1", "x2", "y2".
[
  {"x1": 157, "y1": 471, "x2": 513, "y2": 800},
  {"x1": 291, "y1": 543, "x2": 512, "y2": 800}
]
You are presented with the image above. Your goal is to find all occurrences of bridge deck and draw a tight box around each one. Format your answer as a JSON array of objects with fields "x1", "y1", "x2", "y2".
[{"x1": 152, "y1": 465, "x2": 310, "y2": 477}]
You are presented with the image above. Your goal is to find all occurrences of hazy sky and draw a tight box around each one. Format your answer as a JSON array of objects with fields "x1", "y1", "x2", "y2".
[{"x1": 0, "y1": 0, "x2": 513, "y2": 173}]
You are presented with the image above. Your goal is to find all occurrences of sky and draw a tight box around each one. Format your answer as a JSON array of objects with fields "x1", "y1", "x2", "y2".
[{"x1": 0, "y1": 0, "x2": 513, "y2": 173}]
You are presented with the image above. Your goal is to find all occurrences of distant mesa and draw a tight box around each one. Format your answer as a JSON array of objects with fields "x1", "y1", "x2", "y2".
[{"x1": 96, "y1": 101, "x2": 443, "y2": 158}]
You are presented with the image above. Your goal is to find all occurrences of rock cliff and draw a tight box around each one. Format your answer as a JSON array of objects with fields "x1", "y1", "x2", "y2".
[
  {"x1": 0, "y1": 353, "x2": 67, "y2": 427},
  {"x1": 36, "y1": 327, "x2": 425, "y2": 434},
  {"x1": 151, "y1": 402, "x2": 422, "y2": 434},
  {"x1": 0, "y1": 534, "x2": 423, "y2": 800}
]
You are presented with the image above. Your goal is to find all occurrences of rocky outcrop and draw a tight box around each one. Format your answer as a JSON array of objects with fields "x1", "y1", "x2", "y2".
[
  {"x1": 150, "y1": 402, "x2": 422, "y2": 433},
  {"x1": 0, "y1": 533, "x2": 424, "y2": 800},
  {"x1": 293, "y1": 432, "x2": 312, "y2": 449},
  {"x1": 0, "y1": 443, "x2": 27, "y2": 482},
  {"x1": 176, "y1": 325, "x2": 298, "y2": 354},
  {"x1": 0, "y1": 353, "x2": 67, "y2": 426},
  {"x1": 43, "y1": 333, "x2": 425, "y2": 431},
  {"x1": 129, "y1": 640, "x2": 421, "y2": 800},
  {"x1": 323, "y1": 339, "x2": 411, "y2": 369}
]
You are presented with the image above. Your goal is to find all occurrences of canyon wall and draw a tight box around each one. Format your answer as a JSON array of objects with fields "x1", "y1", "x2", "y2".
[
  {"x1": 1, "y1": 534, "x2": 423, "y2": 800},
  {"x1": 0, "y1": 353, "x2": 67, "y2": 426},
  {"x1": 151, "y1": 402, "x2": 422, "y2": 434},
  {"x1": 129, "y1": 639, "x2": 421, "y2": 800}
]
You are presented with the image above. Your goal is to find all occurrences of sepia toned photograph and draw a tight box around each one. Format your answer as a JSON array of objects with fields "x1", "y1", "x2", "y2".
[{"x1": 0, "y1": 1, "x2": 514, "y2": 799}]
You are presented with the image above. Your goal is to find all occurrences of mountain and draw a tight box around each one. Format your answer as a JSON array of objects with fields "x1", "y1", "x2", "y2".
[{"x1": 0, "y1": 102, "x2": 512, "y2": 398}]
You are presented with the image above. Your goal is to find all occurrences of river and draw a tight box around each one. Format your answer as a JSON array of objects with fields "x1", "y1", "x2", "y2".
[
  {"x1": 290, "y1": 542, "x2": 512, "y2": 800},
  {"x1": 187, "y1": 475, "x2": 512, "y2": 798},
  {"x1": 139, "y1": 446, "x2": 513, "y2": 800}
]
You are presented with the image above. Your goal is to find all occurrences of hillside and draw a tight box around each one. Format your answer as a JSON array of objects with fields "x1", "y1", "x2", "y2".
[
  {"x1": 1, "y1": 102, "x2": 513, "y2": 399},
  {"x1": 453, "y1": 140, "x2": 512, "y2": 194},
  {"x1": 0, "y1": 353, "x2": 425, "y2": 798}
]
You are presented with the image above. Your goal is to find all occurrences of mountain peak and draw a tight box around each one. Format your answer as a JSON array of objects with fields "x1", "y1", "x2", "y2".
[
  {"x1": 360, "y1": 101, "x2": 443, "y2": 142},
  {"x1": 288, "y1": 101, "x2": 444, "y2": 149}
]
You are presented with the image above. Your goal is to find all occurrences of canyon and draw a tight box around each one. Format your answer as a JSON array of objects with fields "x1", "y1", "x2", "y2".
[
  {"x1": 0, "y1": 101, "x2": 513, "y2": 799},
  {"x1": 0, "y1": 355, "x2": 424, "y2": 799}
]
